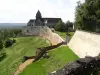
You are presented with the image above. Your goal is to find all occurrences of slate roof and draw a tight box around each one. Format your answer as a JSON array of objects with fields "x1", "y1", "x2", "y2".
[
  {"x1": 27, "y1": 18, "x2": 62, "y2": 26},
  {"x1": 43, "y1": 18, "x2": 61, "y2": 23},
  {"x1": 27, "y1": 19, "x2": 35, "y2": 24}
]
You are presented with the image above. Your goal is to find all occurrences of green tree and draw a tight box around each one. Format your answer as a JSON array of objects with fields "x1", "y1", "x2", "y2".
[
  {"x1": 0, "y1": 40, "x2": 3, "y2": 50},
  {"x1": 55, "y1": 20, "x2": 64, "y2": 31},
  {"x1": 65, "y1": 20, "x2": 73, "y2": 32},
  {"x1": 75, "y1": 0, "x2": 100, "y2": 32}
]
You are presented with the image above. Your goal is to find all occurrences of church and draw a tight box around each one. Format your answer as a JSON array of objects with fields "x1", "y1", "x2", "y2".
[{"x1": 27, "y1": 10, "x2": 62, "y2": 28}]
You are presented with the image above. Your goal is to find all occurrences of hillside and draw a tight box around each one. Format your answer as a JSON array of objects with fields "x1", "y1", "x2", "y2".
[
  {"x1": 0, "y1": 36, "x2": 49, "y2": 75},
  {"x1": 20, "y1": 46, "x2": 79, "y2": 75}
]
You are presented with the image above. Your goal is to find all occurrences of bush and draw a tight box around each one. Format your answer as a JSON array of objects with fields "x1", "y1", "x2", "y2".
[
  {"x1": 12, "y1": 39, "x2": 16, "y2": 43},
  {"x1": 0, "y1": 50, "x2": 6, "y2": 61},
  {"x1": 0, "y1": 40, "x2": 3, "y2": 50},
  {"x1": 5, "y1": 39, "x2": 13, "y2": 48}
]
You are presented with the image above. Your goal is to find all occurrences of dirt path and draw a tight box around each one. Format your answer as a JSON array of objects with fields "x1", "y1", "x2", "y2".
[{"x1": 14, "y1": 59, "x2": 35, "y2": 75}]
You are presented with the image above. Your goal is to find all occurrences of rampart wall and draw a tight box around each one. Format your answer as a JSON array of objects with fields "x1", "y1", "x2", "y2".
[{"x1": 68, "y1": 30, "x2": 100, "y2": 58}]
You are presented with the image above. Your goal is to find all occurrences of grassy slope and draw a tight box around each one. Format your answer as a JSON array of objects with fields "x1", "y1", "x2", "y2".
[
  {"x1": 20, "y1": 46, "x2": 79, "y2": 75},
  {"x1": 0, "y1": 36, "x2": 49, "y2": 75},
  {"x1": 56, "y1": 31, "x2": 75, "y2": 40}
]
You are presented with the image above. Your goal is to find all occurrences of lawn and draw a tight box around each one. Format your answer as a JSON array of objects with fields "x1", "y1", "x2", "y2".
[
  {"x1": 0, "y1": 36, "x2": 49, "y2": 75},
  {"x1": 56, "y1": 31, "x2": 75, "y2": 40},
  {"x1": 20, "y1": 46, "x2": 79, "y2": 75}
]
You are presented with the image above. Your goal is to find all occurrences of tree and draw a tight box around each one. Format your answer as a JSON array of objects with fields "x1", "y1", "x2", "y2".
[
  {"x1": 55, "y1": 20, "x2": 64, "y2": 31},
  {"x1": 75, "y1": 0, "x2": 100, "y2": 32},
  {"x1": 65, "y1": 21, "x2": 73, "y2": 32},
  {"x1": 0, "y1": 40, "x2": 3, "y2": 50},
  {"x1": 5, "y1": 39, "x2": 13, "y2": 48}
]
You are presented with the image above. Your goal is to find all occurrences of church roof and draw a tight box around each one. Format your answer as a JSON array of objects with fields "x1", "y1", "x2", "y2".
[
  {"x1": 27, "y1": 19, "x2": 35, "y2": 24},
  {"x1": 42, "y1": 18, "x2": 61, "y2": 23},
  {"x1": 27, "y1": 18, "x2": 62, "y2": 26}
]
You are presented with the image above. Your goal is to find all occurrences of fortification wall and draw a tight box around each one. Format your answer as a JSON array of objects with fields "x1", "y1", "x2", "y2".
[
  {"x1": 22, "y1": 26, "x2": 41, "y2": 36},
  {"x1": 22, "y1": 26, "x2": 64, "y2": 45},
  {"x1": 40, "y1": 26, "x2": 64, "y2": 45},
  {"x1": 68, "y1": 30, "x2": 100, "y2": 58}
]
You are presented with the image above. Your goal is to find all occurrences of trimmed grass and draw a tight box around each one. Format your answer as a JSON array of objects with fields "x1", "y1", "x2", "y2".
[
  {"x1": 20, "y1": 46, "x2": 79, "y2": 75},
  {"x1": 56, "y1": 31, "x2": 75, "y2": 40},
  {"x1": 0, "y1": 36, "x2": 49, "y2": 75}
]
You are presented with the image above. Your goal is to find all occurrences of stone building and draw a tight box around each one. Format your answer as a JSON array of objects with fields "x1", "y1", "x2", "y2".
[{"x1": 27, "y1": 10, "x2": 62, "y2": 28}]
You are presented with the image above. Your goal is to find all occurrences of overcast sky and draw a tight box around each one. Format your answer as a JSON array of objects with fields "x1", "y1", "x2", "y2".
[{"x1": 0, "y1": 0, "x2": 84, "y2": 23}]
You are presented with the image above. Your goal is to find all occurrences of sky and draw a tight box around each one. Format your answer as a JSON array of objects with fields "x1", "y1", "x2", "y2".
[{"x1": 0, "y1": 0, "x2": 85, "y2": 23}]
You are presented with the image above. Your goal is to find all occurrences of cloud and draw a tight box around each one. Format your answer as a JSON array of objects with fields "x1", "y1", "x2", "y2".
[{"x1": 0, "y1": 0, "x2": 85, "y2": 23}]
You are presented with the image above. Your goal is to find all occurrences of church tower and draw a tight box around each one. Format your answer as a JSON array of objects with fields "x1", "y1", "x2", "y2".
[
  {"x1": 36, "y1": 10, "x2": 42, "y2": 20},
  {"x1": 35, "y1": 10, "x2": 43, "y2": 26}
]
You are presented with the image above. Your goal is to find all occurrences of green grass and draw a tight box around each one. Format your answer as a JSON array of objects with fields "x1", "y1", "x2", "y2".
[
  {"x1": 0, "y1": 36, "x2": 49, "y2": 75},
  {"x1": 20, "y1": 46, "x2": 79, "y2": 75},
  {"x1": 56, "y1": 31, "x2": 75, "y2": 40}
]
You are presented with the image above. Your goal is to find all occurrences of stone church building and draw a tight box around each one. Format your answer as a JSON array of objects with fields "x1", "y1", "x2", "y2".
[{"x1": 27, "y1": 10, "x2": 62, "y2": 28}]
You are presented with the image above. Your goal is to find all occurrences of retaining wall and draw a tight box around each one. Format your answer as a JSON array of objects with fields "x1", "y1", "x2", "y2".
[
  {"x1": 22, "y1": 26, "x2": 64, "y2": 45},
  {"x1": 68, "y1": 30, "x2": 100, "y2": 58},
  {"x1": 49, "y1": 55, "x2": 100, "y2": 75}
]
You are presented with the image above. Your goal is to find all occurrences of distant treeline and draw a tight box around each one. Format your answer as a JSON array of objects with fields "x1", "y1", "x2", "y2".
[{"x1": 0, "y1": 29, "x2": 22, "y2": 40}]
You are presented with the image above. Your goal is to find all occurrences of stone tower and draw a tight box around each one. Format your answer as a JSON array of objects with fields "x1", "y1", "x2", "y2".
[
  {"x1": 35, "y1": 10, "x2": 43, "y2": 26},
  {"x1": 36, "y1": 10, "x2": 42, "y2": 20}
]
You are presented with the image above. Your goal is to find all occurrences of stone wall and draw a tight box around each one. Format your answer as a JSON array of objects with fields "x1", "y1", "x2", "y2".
[
  {"x1": 68, "y1": 30, "x2": 100, "y2": 58},
  {"x1": 22, "y1": 26, "x2": 41, "y2": 36},
  {"x1": 22, "y1": 26, "x2": 64, "y2": 45},
  {"x1": 40, "y1": 26, "x2": 64, "y2": 45},
  {"x1": 49, "y1": 55, "x2": 100, "y2": 75}
]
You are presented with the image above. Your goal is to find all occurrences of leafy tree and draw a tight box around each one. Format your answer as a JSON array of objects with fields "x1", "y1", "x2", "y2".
[
  {"x1": 55, "y1": 20, "x2": 64, "y2": 31},
  {"x1": 75, "y1": 0, "x2": 100, "y2": 32},
  {"x1": 65, "y1": 21, "x2": 73, "y2": 32},
  {"x1": 5, "y1": 39, "x2": 13, "y2": 48},
  {"x1": 0, "y1": 50, "x2": 6, "y2": 61},
  {"x1": 0, "y1": 40, "x2": 3, "y2": 50}
]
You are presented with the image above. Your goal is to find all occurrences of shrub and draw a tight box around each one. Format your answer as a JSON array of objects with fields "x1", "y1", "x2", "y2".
[
  {"x1": 0, "y1": 40, "x2": 3, "y2": 50},
  {"x1": 0, "y1": 50, "x2": 6, "y2": 61},
  {"x1": 12, "y1": 39, "x2": 16, "y2": 43},
  {"x1": 5, "y1": 39, "x2": 13, "y2": 48}
]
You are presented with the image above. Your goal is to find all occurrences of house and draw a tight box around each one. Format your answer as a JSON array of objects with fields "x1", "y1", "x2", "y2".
[{"x1": 27, "y1": 10, "x2": 62, "y2": 28}]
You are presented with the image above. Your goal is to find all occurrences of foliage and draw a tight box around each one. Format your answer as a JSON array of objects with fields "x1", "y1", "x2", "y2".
[
  {"x1": 56, "y1": 31, "x2": 75, "y2": 39},
  {"x1": 55, "y1": 20, "x2": 64, "y2": 31},
  {"x1": 20, "y1": 46, "x2": 79, "y2": 75},
  {"x1": 55, "y1": 20, "x2": 73, "y2": 32},
  {"x1": 0, "y1": 40, "x2": 6, "y2": 61},
  {"x1": 0, "y1": 40, "x2": 3, "y2": 50},
  {"x1": 0, "y1": 50, "x2": 6, "y2": 61},
  {"x1": 75, "y1": 0, "x2": 100, "y2": 32},
  {"x1": 5, "y1": 39, "x2": 15, "y2": 48},
  {"x1": 65, "y1": 20, "x2": 73, "y2": 32},
  {"x1": 0, "y1": 29, "x2": 22, "y2": 40},
  {"x1": 12, "y1": 39, "x2": 16, "y2": 43},
  {"x1": 0, "y1": 36, "x2": 49, "y2": 75}
]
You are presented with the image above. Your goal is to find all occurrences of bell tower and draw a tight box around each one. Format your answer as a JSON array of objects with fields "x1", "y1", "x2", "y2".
[{"x1": 36, "y1": 10, "x2": 42, "y2": 20}]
